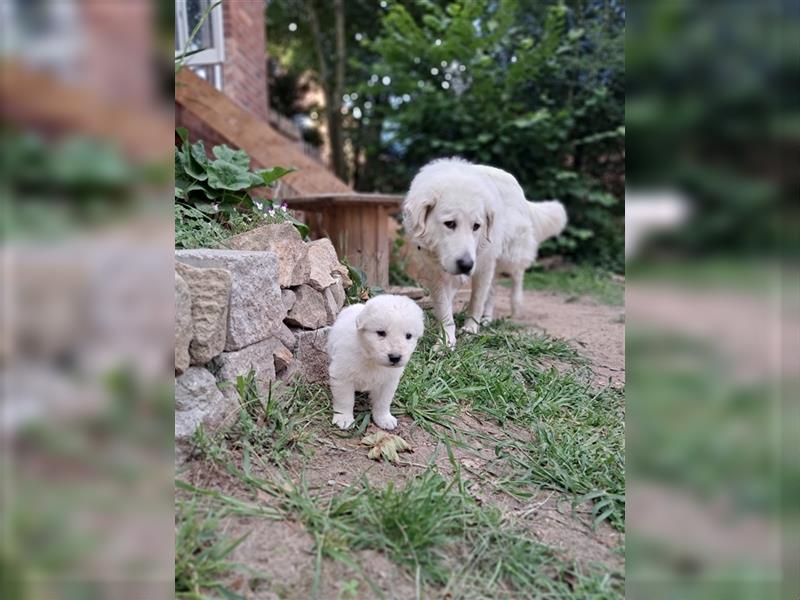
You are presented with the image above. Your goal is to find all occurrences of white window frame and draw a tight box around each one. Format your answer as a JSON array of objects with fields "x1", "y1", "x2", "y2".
[{"x1": 175, "y1": 0, "x2": 225, "y2": 90}]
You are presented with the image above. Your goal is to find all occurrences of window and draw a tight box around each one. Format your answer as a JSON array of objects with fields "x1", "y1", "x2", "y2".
[
  {"x1": 0, "y1": 0, "x2": 83, "y2": 77},
  {"x1": 175, "y1": 0, "x2": 225, "y2": 90}
]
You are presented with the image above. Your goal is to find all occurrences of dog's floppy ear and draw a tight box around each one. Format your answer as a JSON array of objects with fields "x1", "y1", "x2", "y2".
[
  {"x1": 403, "y1": 191, "x2": 437, "y2": 240},
  {"x1": 355, "y1": 309, "x2": 367, "y2": 331},
  {"x1": 484, "y1": 207, "x2": 495, "y2": 243}
]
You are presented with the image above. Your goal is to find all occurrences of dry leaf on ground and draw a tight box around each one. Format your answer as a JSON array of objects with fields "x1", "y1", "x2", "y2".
[{"x1": 361, "y1": 431, "x2": 412, "y2": 463}]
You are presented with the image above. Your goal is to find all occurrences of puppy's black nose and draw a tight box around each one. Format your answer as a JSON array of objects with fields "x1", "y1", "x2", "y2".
[
  {"x1": 456, "y1": 257, "x2": 474, "y2": 274},
  {"x1": 388, "y1": 353, "x2": 402, "y2": 364}
]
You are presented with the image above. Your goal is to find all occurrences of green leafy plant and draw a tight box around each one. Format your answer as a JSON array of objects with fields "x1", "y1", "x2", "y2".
[
  {"x1": 340, "y1": 258, "x2": 373, "y2": 304},
  {"x1": 174, "y1": 129, "x2": 310, "y2": 247}
]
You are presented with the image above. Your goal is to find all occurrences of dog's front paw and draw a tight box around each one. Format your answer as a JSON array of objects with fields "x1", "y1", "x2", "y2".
[
  {"x1": 460, "y1": 320, "x2": 480, "y2": 335},
  {"x1": 332, "y1": 412, "x2": 355, "y2": 430},
  {"x1": 432, "y1": 338, "x2": 456, "y2": 353},
  {"x1": 373, "y1": 413, "x2": 397, "y2": 430}
]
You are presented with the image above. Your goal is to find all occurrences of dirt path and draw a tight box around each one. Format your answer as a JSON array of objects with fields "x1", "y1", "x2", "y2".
[{"x1": 457, "y1": 285, "x2": 626, "y2": 387}]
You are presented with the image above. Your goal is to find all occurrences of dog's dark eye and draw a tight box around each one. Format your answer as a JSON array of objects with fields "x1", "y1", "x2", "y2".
[
  {"x1": 444, "y1": 220, "x2": 456, "y2": 230},
  {"x1": 376, "y1": 330, "x2": 386, "y2": 337},
  {"x1": 472, "y1": 223, "x2": 480, "y2": 231},
  {"x1": 405, "y1": 333, "x2": 412, "y2": 340}
]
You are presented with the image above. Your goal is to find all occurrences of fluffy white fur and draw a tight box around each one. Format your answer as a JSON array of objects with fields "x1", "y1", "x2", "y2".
[
  {"x1": 327, "y1": 294, "x2": 424, "y2": 430},
  {"x1": 403, "y1": 158, "x2": 567, "y2": 347}
]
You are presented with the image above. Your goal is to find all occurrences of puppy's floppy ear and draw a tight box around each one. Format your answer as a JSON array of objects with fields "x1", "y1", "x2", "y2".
[
  {"x1": 403, "y1": 190, "x2": 437, "y2": 240},
  {"x1": 355, "y1": 310, "x2": 366, "y2": 331}
]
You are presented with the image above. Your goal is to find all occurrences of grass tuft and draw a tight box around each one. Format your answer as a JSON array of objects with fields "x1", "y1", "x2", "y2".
[
  {"x1": 395, "y1": 318, "x2": 625, "y2": 530},
  {"x1": 175, "y1": 500, "x2": 251, "y2": 599}
]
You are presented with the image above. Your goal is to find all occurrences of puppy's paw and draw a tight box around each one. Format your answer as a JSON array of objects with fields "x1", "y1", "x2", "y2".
[
  {"x1": 332, "y1": 412, "x2": 355, "y2": 430},
  {"x1": 373, "y1": 413, "x2": 398, "y2": 430},
  {"x1": 460, "y1": 320, "x2": 480, "y2": 335}
]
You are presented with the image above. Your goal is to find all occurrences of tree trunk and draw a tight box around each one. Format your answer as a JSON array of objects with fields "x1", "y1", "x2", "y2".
[
  {"x1": 305, "y1": 0, "x2": 348, "y2": 181},
  {"x1": 330, "y1": 0, "x2": 347, "y2": 181}
]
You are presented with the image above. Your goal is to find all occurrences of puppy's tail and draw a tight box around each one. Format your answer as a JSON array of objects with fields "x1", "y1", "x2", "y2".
[{"x1": 527, "y1": 200, "x2": 567, "y2": 243}]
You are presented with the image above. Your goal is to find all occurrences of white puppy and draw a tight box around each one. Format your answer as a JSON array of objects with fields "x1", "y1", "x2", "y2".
[
  {"x1": 327, "y1": 294, "x2": 424, "y2": 430},
  {"x1": 402, "y1": 157, "x2": 567, "y2": 348}
]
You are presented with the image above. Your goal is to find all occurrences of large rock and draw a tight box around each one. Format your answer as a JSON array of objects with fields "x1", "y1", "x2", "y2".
[
  {"x1": 224, "y1": 223, "x2": 309, "y2": 288},
  {"x1": 306, "y1": 238, "x2": 340, "y2": 291},
  {"x1": 176, "y1": 250, "x2": 284, "y2": 351},
  {"x1": 332, "y1": 263, "x2": 352, "y2": 290},
  {"x1": 276, "y1": 322, "x2": 297, "y2": 351},
  {"x1": 329, "y1": 277, "x2": 346, "y2": 311},
  {"x1": 322, "y1": 287, "x2": 339, "y2": 323},
  {"x1": 281, "y1": 288, "x2": 296, "y2": 312},
  {"x1": 211, "y1": 338, "x2": 282, "y2": 398},
  {"x1": 175, "y1": 273, "x2": 193, "y2": 374},
  {"x1": 175, "y1": 367, "x2": 234, "y2": 441},
  {"x1": 286, "y1": 327, "x2": 330, "y2": 383},
  {"x1": 285, "y1": 285, "x2": 329, "y2": 329},
  {"x1": 273, "y1": 344, "x2": 293, "y2": 377},
  {"x1": 175, "y1": 262, "x2": 231, "y2": 364}
]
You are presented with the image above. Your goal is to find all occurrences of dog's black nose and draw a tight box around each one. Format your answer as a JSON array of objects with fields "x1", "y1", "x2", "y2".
[
  {"x1": 388, "y1": 353, "x2": 402, "y2": 364},
  {"x1": 456, "y1": 257, "x2": 474, "y2": 274}
]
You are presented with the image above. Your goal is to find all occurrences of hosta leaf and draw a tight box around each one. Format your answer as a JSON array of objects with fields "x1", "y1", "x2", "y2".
[
  {"x1": 207, "y1": 160, "x2": 255, "y2": 191},
  {"x1": 257, "y1": 166, "x2": 295, "y2": 186},
  {"x1": 212, "y1": 145, "x2": 251, "y2": 169},
  {"x1": 190, "y1": 141, "x2": 210, "y2": 167}
]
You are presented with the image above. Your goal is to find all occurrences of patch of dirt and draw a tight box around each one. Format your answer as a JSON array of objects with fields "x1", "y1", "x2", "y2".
[
  {"x1": 222, "y1": 518, "x2": 418, "y2": 600},
  {"x1": 456, "y1": 285, "x2": 626, "y2": 387}
]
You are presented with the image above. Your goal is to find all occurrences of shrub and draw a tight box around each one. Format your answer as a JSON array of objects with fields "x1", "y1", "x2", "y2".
[{"x1": 174, "y1": 128, "x2": 308, "y2": 248}]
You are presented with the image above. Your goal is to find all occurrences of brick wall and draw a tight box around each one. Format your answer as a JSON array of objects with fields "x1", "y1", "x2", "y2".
[{"x1": 221, "y1": 0, "x2": 268, "y2": 120}]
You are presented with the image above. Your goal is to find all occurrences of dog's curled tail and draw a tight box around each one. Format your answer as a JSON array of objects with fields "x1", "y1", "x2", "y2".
[{"x1": 528, "y1": 200, "x2": 567, "y2": 243}]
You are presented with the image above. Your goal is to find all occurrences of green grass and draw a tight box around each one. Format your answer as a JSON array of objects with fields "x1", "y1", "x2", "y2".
[
  {"x1": 503, "y1": 263, "x2": 624, "y2": 305},
  {"x1": 396, "y1": 317, "x2": 626, "y2": 530},
  {"x1": 191, "y1": 371, "x2": 330, "y2": 468},
  {"x1": 175, "y1": 500, "x2": 251, "y2": 599},
  {"x1": 242, "y1": 460, "x2": 622, "y2": 598}
]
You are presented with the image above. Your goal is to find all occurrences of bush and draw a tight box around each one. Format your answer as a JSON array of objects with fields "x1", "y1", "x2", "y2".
[{"x1": 174, "y1": 129, "x2": 308, "y2": 248}]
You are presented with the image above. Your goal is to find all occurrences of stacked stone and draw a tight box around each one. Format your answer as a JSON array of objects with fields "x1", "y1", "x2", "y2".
[{"x1": 174, "y1": 223, "x2": 351, "y2": 449}]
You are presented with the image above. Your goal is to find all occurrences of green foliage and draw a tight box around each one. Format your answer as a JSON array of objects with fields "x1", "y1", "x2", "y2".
[
  {"x1": 268, "y1": 0, "x2": 624, "y2": 270},
  {"x1": 174, "y1": 129, "x2": 309, "y2": 247},
  {"x1": 1, "y1": 131, "x2": 144, "y2": 240},
  {"x1": 175, "y1": 500, "x2": 250, "y2": 599},
  {"x1": 395, "y1": 317, "x2": 625, "y2": 531},
  {"x1": 510, "y1": 263, "x2": 625, "y2": 306},
  {"x1": 190, "y1": 370, "x2": 330, "y2": 467},
  {"x1": 354, "y1": 0, "x2": 624, "y2": 271},
  {"x1": 340, "y1": 258, "x2": 375, "y2": 304},
  {"x1": 627, "y1": 1, "x2": 793, "y2": 257}
]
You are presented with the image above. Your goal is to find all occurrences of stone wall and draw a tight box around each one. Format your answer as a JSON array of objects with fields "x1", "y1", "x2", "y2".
[{"x1": 174, "y1": 223, "x2": 350, "y2": 450}]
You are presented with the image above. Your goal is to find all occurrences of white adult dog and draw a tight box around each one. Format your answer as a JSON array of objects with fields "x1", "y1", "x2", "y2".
[
  {"x1": 403, "y1": 157, "x2": 567, "y2": 348},
  {"x1": 327, "y1": 294, "x2": 424, "y2": 430}
]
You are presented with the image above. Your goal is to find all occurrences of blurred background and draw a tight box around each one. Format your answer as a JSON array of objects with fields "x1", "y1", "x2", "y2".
[
  {"x1": 625, "y1": 0, "x2": 798, "y2": 598},
  {"x1": 1, "y1": 0, "x2": 175, "y2": 598}
]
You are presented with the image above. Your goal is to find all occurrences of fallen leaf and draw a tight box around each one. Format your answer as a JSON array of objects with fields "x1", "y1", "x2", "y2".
[{"x1": 361, "y1": 431, "x2": 412, "y2": 463}]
